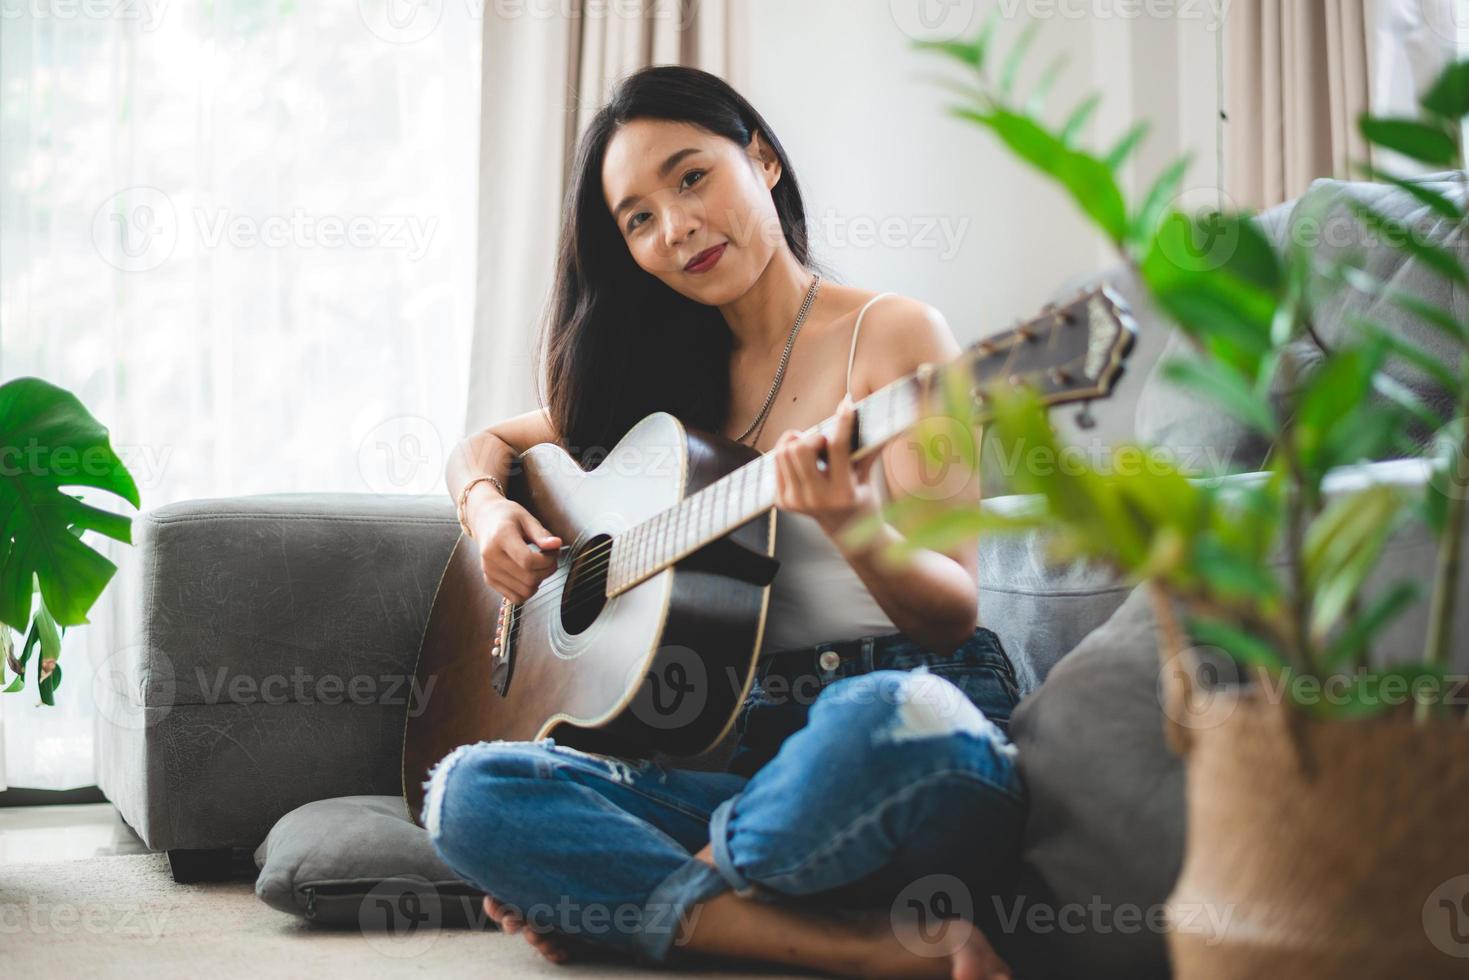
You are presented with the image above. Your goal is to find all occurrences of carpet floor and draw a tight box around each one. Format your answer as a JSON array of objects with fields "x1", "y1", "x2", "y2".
[{"x1": 0, "y1": 852, "x2": 808, "y2": 978}]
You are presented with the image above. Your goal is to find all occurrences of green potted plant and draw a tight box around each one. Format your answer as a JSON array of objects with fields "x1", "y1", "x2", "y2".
[
  {"x1": 0, "y1": 377, "x2": 139, "y2": 704},
  {"x1": 886, "y1": 17, "x2": 1469, "y2": 978}
]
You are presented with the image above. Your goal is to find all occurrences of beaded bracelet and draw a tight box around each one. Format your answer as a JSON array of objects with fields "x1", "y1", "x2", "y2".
[{"x1": 456, "y1": 474, "x2": 506, "y2": 539}]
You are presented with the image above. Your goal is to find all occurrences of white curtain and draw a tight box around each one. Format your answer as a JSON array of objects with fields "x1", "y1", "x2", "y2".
[
  {"x1": 0, "y1": 4, "x2": 482, "y2": 790},
  {"x1": 464, "y1": 0, "x2": 745, "y2": 430}
]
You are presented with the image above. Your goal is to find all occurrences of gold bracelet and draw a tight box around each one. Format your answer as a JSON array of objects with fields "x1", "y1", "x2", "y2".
[{"x1": 456, "y1": 474, "x2": 506, "y2": 539}]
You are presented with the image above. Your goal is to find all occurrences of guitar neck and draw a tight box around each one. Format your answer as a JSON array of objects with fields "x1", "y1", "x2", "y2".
[
  {"x1": 603, "y1": 284, "x2": 1134, "y2": 599},
  {"x1": 604, "y1": 375, "x2": 925, "y2": 597}
]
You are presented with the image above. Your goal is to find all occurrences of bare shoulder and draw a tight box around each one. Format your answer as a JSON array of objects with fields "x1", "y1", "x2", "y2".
[{"x1": 849, "y1": 292, "x2": 961, "y2": 396}]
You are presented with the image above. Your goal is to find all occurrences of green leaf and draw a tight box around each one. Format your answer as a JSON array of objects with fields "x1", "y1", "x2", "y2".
[
  {"x1": 1294, "y1": 346, "x2": 1383, "y2": 468},
  {"x1": 1351, "y1": 315, "x2": 1461, "y2": 392},
  {"x1": 1344, "y1": 198, "x2": 1468, "y2": 285},
  {"x1": 1059, "y1": 93, "x2": 1101, "y2": 145},
  {"x1": 1370, "y1": 372, "x2": 1448, "y2": 433},
  {"x1": 909, "y1": 38, "x2": 986, "y2": 70},
  {"x1": 951, "y1": 107, "x2": 1129, "y2": 244},
  {"x1": 1323, "y1": 580, "x2": 1421, "y2": 669},
  {"x1": 1425, "y1": 418, "x2": 1469, "y2": 534},
  {"x1": 1140, "y1": 210, "x2": 1283, "y2": 378},
  {"x1": 38, "y1": 661, "x2": 61, "y2": 705},
  {"x1": 973, "y1": 5, "x2": 1001, "y2": 72},
  {"x1": 1333, "y1": 263, "x2": 1467, "y2": 343},
  {"x1": 911, "y1": 72, "x2": 990, "y2": 108},
  {"x1": 911, "y1": 8, "x2": 1001, "y2": 75},
  {"x1": 1000, "y1": 21, "x2": 1040, "y2": 99},
  {"x1": 1303, "y1": 484, "x2": 1407, "y2": 639},
  {"x1": 888, "y1": 499, "x2": 1049, "y2": 556},
  {"x1": 1359, "y1": 116, "x2": 1461, "y2": 167},
  {"x1": 1105, "y1": 121, "x2": 1150, "y2": 171},
  {"x1": 1210, "y1": 476, "x2": 1284, "y2": 566},
  {"x1": 1185, "y1": 616, "x2": 1288, "y2": 670},
  {"x1": 1420, "y1": 60, "x2": 1469, "y2": 120},
  {"x1": 1129, "y1": 154, "x2": 1192, "y2": 247},
  {"x1": 1160, "y1": 357, "x2": 1277, "y2": 437},
  {"x1": 1190, "y1": 537, "x2": 1281, "y2": 603},
  {"x1": 1025, "y1": 54, "x2": 1069, "y2": 114},
  {"x1": 979, "y1": 385, "x2": 1148, "y2": 565},
  {"x1": 3, "y1": 614, "x2": 39, "y2": 693},
  {"x1": 0, "y1": 378, "x2": 140, "y2": 631}
]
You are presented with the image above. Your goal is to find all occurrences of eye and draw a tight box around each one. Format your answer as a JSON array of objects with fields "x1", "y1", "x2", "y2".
[{"x1": 625, "y1": 170, "x2": 706, "y2": 234}]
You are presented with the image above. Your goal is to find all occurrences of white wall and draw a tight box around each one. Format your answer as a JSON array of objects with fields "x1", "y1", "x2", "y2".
[{"x1": 740, "y1": 1, "x2": 1223, "y2": 347}]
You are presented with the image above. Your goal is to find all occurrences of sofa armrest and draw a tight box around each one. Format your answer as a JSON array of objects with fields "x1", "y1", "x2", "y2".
[{"x1": 95, "y1": 493, "x2": 460, "y2": 852}]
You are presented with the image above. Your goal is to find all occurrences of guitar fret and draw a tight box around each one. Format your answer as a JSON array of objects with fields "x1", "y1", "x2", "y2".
[
  {"x1": 674, "y1": 499, "x2": 686, "y2": 556},
  {"x1": 694, "y1": 487, "x2": 703, "y2": 544}
]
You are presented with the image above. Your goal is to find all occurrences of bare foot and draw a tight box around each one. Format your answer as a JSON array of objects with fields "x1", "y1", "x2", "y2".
[
  {"x1": 946, "y1": 919, "x2": 1012, "y2": 980},
  {"x1": 482, "y1": 894, "x2": 583, "y2": 965}
]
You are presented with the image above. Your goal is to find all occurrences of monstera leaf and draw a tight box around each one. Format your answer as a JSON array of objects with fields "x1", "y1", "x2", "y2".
[{"x1": 0, "y1": 377, "x2": 139, "y2": 634}]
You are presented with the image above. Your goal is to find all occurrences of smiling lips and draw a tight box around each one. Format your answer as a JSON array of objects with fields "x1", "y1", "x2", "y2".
[{"x1": 684, "y1": 243, "x2": 727, "y2": 273}]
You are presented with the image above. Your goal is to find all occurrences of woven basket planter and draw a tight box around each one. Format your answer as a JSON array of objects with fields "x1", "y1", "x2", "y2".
[{"x1": 1162, "y1": 671, "x2": 1469, "y2": 978}]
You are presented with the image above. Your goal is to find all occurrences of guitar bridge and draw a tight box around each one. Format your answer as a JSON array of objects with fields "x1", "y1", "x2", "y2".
[{"x1": 491, "y1": 598, "x2": 515, "y2": 697}]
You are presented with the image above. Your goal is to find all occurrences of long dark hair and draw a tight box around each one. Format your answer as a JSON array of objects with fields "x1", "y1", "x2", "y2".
[{"x1": 536, "y1": 65, "x2": 824, "y2": 467}]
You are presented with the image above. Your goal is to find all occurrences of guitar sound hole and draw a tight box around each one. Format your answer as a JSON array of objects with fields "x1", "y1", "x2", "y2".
[{"x1": 559, "y1": 533, "x2": 611, "y2": 635}]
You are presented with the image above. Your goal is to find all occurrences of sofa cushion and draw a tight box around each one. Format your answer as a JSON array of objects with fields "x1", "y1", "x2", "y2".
[
  {"x1": 254, "y1": 794, "x2": 490, "y2": 929},
  {"x1": 996, "y1": 585, "x2": 1240, "y2": 979}
]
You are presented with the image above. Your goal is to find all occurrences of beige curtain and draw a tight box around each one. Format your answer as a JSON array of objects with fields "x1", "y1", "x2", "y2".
[
  {"x1": 1224, "y1": 0, "x2": 1373, "y2": 210},
  {"x1": 1225, "y1": 0, "x2": 1460, "y2": 210},
  {"x1": 464, "y1": 0, "x2": 745, "y2": 433}
]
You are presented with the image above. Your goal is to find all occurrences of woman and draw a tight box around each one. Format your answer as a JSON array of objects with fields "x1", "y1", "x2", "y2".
[{"x1": 424, "y1": 65, "x2": 1025, "y2": 979}]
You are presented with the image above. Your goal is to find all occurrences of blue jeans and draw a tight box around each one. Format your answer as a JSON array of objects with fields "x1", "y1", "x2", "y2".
[{"x1": 421, "y1": 628, "x2": 1024, "y2": 967}]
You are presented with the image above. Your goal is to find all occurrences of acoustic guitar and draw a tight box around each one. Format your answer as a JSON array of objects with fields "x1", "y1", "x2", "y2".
[{"x1": 402, "y1": 286, "x2": 1137, "y2": 824}]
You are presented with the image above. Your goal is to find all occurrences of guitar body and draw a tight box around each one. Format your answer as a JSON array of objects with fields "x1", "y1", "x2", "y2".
[{"x1": 402, "y1": 412, "x2": 775, "y2": 824}]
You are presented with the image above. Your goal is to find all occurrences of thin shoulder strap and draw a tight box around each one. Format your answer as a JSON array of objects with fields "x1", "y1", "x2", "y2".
[{"x1": 846, "y1": 292, "x2": 897, "y2": 398}]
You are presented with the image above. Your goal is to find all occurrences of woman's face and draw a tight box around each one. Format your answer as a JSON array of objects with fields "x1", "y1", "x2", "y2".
[{"x1": 601, "y1": 118, "x2": 784, "y2": 305}]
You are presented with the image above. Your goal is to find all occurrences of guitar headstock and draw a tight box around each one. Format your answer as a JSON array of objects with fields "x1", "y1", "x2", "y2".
[{"x1": 949, "y1": 284, "x2": 1137, "y2": 418}]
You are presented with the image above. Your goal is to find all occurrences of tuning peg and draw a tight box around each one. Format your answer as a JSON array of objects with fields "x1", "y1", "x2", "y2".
[{"x1": 1075, "y1": 401, "x2": 1097, "y2": 430}]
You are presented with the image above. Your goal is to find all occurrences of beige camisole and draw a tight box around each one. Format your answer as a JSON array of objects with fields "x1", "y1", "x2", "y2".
[{"x1": 756, "y1": 292, "x2": 900, "y2": 658}]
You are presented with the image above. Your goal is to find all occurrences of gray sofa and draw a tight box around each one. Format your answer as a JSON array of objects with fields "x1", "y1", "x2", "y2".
[{"x1": 96, "y1": 172, "x2": 1468, "y2": 893}]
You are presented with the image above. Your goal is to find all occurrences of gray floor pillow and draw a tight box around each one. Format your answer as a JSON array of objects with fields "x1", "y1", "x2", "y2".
[
  {"x1": 254, "y1": 794, "x2": 491, "y2": 929},
  {"x1": 994, "y1": 585, "x2": 1239, "y2": 979}
]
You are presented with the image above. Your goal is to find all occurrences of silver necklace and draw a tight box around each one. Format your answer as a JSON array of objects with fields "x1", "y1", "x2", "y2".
[{"x1": 734, "y1": 271, "x2": 822, "y2": 445}]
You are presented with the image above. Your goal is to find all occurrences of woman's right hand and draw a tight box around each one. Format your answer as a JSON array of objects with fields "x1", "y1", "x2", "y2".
[{"x1": 469, "y1": 498, "x2": 562, "y2": 604}]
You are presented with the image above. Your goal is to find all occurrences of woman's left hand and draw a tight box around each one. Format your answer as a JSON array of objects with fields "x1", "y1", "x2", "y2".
[{"x1": 772, "y1": 396, "x2": 881, "y2": 539}]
